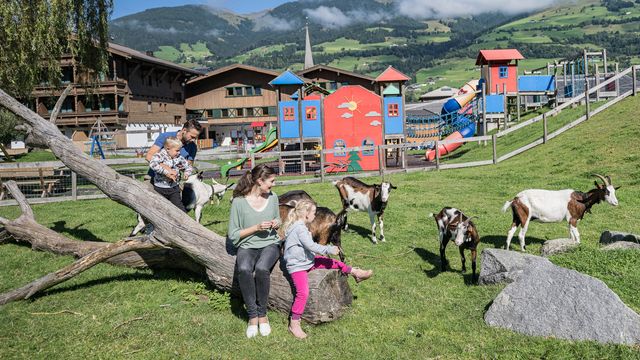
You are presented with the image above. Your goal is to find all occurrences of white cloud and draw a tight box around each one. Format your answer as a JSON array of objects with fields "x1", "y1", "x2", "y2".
[
  {"x1": 366, "y1": 111, "x2": 381, "y2": 117},
  {"x1": 338, "y1": 102, "x2": 351, "y2": 108},
  {"x1": 395, "y1": 0, "x2": 565, "y2": 19},
  {"x1": 370, "y1": 120, "x2": 382, "y2": 126},
  {"x1": 304, "y1": 6, "x2": 391, "y2": 28},
  {"x1": 253, "y1": 14, "x2": 297, "y2": 31},
  {"x1": 341, "y1": 112, "x2": 354, "y2": 118},
  {"x1": 118, "y1": 19, "x2": 179, "y2": 34}
]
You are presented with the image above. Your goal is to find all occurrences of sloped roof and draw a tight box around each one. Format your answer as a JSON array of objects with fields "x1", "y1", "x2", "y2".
[
  {"x1": 376, "y1": 66, "x2": 411, "y2": 82},
  {"x1": 297, "y1": 64, "x2": 375, "y2": 82},
  {"x1": 108, "y1": 42, "x2": 203, "y2": 76},
  {"x1": 269, "y1": 70, "x2": 306, "y2": 86},
  {"x1": 476, "y1": 49, "x2": 525, "y2": 65},
  {"x1": 187, "y1": 63, "x2": 280, "y2": 84},
  {"x1": 382, "y1": 84, "x2": 400, "y2": 96}
]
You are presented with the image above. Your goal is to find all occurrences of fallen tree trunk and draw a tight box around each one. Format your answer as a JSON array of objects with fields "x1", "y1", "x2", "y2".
[{"x1": 0, "y1": 88, "x2": 352, "y2": 323}]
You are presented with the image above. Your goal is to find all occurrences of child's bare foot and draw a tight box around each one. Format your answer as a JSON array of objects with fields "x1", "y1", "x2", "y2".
[
  {"x1": 351, "y1": 268, "x2": 373, "y2": 283},
  {"x1": 288, "y1": 319, "x2": 307, "y2": 339}
]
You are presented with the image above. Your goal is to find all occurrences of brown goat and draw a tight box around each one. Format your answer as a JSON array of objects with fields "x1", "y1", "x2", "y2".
[
  {"x1": 430, "y1": 207, "x2": 480, "y2": 282},
  {"x1": 278, "y1": 190, "x2": 347, "y2": 261}
]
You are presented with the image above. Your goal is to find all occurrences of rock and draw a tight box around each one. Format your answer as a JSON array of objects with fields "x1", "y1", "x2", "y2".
[
  {"x1": 600, "y1": 231, "x2": 640, "y2": 245},
  {"x1": 601, "y1": 241, "x2": 640, "y2": 251},
  {"x1": 484, "y1": 260, "x2": 640, "y2": 345},
  {"x1": 540, "y1": 238, "x2": 578, "y2": 257},
  {"x1": 478, "y1": 248, "x2": 550, "y2": 285}
]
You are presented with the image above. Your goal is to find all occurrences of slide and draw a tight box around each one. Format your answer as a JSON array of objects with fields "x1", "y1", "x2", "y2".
[
  {"x1": 426, "y1": 80, "x2": 479, "y2": 161},
  {"x1": 220, "y1": 127, "x2": 278, "y2": 177}
]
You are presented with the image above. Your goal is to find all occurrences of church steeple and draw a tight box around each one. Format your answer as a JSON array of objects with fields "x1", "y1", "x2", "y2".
[{"x1": 304, "y1": 21, "x2": 314, "y2": 69}]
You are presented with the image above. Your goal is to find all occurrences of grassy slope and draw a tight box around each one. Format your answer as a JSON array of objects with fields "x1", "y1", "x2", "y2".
[{"x1": 1, "y1": 96, "x2": 640, "y2": 357}]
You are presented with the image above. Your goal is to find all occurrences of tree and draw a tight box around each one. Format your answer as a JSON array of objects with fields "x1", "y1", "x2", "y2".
[
  {"x1": 347, "y1": 150, "x2": 362, "y2": 172},
  {"x1": 0, "y1": 0, "x2": 112, "y2": 99},
  {"x1": 0, "y1": 1, "x2": 350, "y2": 322}
]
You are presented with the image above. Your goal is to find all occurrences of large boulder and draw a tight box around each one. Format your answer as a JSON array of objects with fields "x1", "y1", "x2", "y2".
[
  {"x1": 600, "y1": 231, "x2": 640, "y2": 245},
  {"x1": 485, "y1": 260, "x2": 640, "y2": 345},
  {"x1": 540, "y1": 238, "x2": 578, "y2": 257},
  {"x1": 478, "y1": 248, "x2": 550, "y2": 285}
]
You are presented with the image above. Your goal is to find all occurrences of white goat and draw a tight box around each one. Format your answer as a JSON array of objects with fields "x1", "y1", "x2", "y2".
[{"x1": 502, "y1": 174, "x2": 619, "y2": 251}]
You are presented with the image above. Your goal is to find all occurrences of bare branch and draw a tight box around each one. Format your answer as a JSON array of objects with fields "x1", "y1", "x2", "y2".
[
  {"x1": 49, "y1": 84, "x2": 73, "y2": 124},
  {"x1": 4, "y1": 181, "x2": 34, "y2": 219},
  {"x1": 0, "y1": 239, "x2": 160, "y2": 305}
]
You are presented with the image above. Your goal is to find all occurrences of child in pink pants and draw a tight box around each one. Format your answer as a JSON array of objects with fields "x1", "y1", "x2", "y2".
[{"x1": 282, "y1": 199, "x2": 373, "y2": 339}]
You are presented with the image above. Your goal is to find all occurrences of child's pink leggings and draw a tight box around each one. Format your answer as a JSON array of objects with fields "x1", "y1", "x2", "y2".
[{"x1": 289, "y1": 256, "x2": 352, "y2": 320}]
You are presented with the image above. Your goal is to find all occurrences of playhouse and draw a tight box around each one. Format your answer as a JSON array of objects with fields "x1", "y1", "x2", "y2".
[{"x1": 269, "y1": 66, "x2": 410, "y2": 172}]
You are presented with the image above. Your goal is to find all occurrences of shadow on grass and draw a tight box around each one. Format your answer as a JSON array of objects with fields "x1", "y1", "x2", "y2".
[
  {"x1": 414, "y1": 247, "x2": 442, "y2": 278},
  {"x1": 202, "y1": 220, "x2": 224, "y2": 227},
  {"x1": 480, "y1": 234, "x2": 547, "y2": 249},
  {"x1": 51, "y1": 221, "x2": 105, "y2": 242},
  {"x1": 344, "y1": 224, "x2": 373, "y2": 243},
  {"x1": 35, "y1": 268, "x2": 206, "y2": 299}
]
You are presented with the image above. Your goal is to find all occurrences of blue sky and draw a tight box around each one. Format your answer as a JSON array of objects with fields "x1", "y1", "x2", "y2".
[{"x1": 111, "y1": 0, "x2": 293, "y2": 19}]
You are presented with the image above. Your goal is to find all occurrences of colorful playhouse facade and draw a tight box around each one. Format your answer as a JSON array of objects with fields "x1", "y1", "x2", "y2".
[{"x1": 270, "y1": 66, "x2": 409, "y2": 171}]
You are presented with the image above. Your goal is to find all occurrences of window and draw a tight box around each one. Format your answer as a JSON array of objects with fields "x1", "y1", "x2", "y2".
[
  {"x1": 174, "y1": 116, "x2": 181, "y2": 125},
  {"x1": 283, "y1": 106, "x2": 295, "y2": 121},
  {"x1": 147, "y1": 127, "x2": 153, "y2": 141},
  {"x1": 334, "y1": 139, "x2": 346, "y2": 157},
  {"x1": 305, "y1": 106, "x2": 317, "y2": 120},
  {"x1": 221, "y1": 109, "x2": 229, "y2": 117},
  {"x1": 61, "y1": 67, "x2": 73, "y2": 83},
  {"x1": 245, "y1": 86, "x2": 254, "y2": 96},
  {"x1": 499, "y1": 66, "x2": 508, "y2": 79},
  {"x1": 147, "y1": 102, "x2": 152, "y2": 112},
  {"x1": 236, "y1": 108, "x2": 244, "y2": 117},
  {"x1": 362, "y1": 138, "x2": 375, "y2": 156},
  {"x1": 388, "y1": 103, "x2": 399, "y2": 117},
  {"x1": 254, "y1": 87, "x2": 262, "y2": 95}
]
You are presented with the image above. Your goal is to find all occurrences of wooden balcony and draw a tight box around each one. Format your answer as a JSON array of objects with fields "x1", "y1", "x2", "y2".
[
  {"x1": 44, "y1": 110, "x2": 129, "y2": 126},
  {"x1": 32, "y1": 80, "x2": 128, "y2": 97}
]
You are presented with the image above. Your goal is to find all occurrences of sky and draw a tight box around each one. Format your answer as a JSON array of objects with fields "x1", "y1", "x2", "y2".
[{"x1": 111, "y1": 0, "x2": 294, "y2": 19}]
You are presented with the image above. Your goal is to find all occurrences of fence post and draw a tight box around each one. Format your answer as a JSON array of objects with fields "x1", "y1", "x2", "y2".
[
  {"x1": 250, "y1": 152, "x2": 255, "y2": 170},
  {"x1": 378, "y1": 145, "x2": 384, "y2": 177},
  {"x1": 595, "y1": 64, "x2": 600, "y2": 101},
  {"x1": 435, "y1": 140, "x2": 440, "y2": 170},
  {"x1": 492, "y1": 134, "x2": 497, "y2": 165},
  {"x1": 401, "y1": 142, "x2": 407, "y2": 170},
  {"x1": 301, "y1": 150, "x2": 306, "y2": 175},
  {"x1": 633, "y1": 65, "x2": 637, "y2": 97},
  {"x1": 319, "y1": 149, "x2": 325, "y2": 183},
  {"x1": 71, "y1": 170, "x2": 77, "y2": 200},
  {"x1": 543, "y1": 114, "x2": 548, "y2": 144},
  {"x1": 585, "y1": 75, "x2": 591, "y2": 120},
  {"x1": 615, "y1": 63, "x2": 620, "y2": 97}
]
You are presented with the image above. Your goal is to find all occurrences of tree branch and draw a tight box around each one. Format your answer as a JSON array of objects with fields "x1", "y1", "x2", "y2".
[
  {"x1": 0, "y1": 238, "x2": 160, "y2": 305},
  {"x1": 49, "y1": 84, "x2": 73, "y2": 124},
  {"x1": 4, "y1": 181, "x2": 34, "y2": 219}
]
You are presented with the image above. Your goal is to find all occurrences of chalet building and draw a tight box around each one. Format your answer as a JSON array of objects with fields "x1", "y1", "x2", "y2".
[
  {"x1": 185, "y1": 64, "x2": 299, "y2": 144},
  {"x1": 30, "y1": 43, "x2": 202, "y2": 148}
]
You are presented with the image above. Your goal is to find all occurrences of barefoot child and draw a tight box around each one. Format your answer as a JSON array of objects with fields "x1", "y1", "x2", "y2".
[
  {"x1": 148, "y1": 136, "x2": 193, "y2": 212},
  {"x1": 282, "y1": 199, "x2": 372, "y2": 339}
]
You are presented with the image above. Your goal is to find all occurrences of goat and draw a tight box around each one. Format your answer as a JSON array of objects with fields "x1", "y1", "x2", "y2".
[
  {"x1": 430, "y1": 207, "x2": 480, "y2": 282},
  {"x1": 333, "y1": 176, "x2": 396, "y2": 244},
  {"x1": 502, "y1": 174, "x2": 619, "y2": 251},
  {"x1": 278, "y1": 190, "x2": 347, "y2": 262},
  {"x1": 130, "y1": 173, "x2": 233, "y2": 236}
]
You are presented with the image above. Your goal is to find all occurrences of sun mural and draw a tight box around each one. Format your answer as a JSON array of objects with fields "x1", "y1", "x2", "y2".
[{"x1": 338, "y1": 96, "x2": 362, "y2": 114}]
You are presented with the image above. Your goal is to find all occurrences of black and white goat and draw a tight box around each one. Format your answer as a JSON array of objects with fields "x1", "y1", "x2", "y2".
[
  {"x1": 278, "y1": 190, "x2": 347, "y2": 262},
  {"x1": 430, "y1": 207, "x2": 480, "y2": 281},
  {"x1": 502, "y1": 174, "x2": 619, "y2": 251},
  {"x1": 130, "y1": 173, "x2": 233, "y2": 236},
  {"x1": 333, "y1": 176, "x2": 396, "y2": 244}
]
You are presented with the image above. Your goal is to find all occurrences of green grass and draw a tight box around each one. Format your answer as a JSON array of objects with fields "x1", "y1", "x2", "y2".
[{"x1": 2, "y1": 97, "x2": 640, "y2": 358}]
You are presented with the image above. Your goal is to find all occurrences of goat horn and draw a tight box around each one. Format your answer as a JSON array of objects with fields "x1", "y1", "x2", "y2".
[
  {"x1": 606, "y1": 175, "x2": 612, "y2": 185},
  {"x1": 592, "y1": 174, "x2": 609, "y2": 186}
]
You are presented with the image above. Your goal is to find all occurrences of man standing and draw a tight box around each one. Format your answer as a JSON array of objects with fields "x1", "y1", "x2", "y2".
[{"x1": 145, "y1": 119, "x2": 203, "y2": 179}]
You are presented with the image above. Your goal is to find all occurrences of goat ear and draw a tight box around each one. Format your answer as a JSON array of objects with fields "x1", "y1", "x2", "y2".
[
  {"x1": 615, "y1": 186, "x2": 621, "y2": 190},
  {"x1": 197, "y1": 171, "x2": 204, "y2": 180},
  {"x1": 335, "y1": 210, "x2": 347, "y2": 229},
  {"x1": 390, "y1": 183, "x2": 397, "y2": 190}
]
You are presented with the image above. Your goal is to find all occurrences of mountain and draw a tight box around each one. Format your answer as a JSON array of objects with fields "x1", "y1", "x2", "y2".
[
  {"x1": 109, "y1": 0, "x2": 640, "y2": 92},
  {"x1": 109, "y1": 0, "x2": 521, "y2": 71}
]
